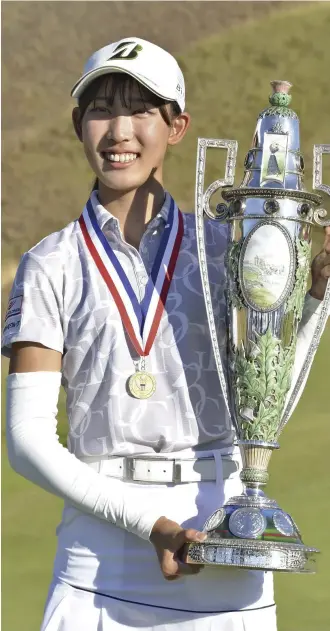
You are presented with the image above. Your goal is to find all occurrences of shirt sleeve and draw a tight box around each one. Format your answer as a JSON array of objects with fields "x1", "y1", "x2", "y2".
[{"x1": 2, "y1": 252, "x2": 64, "y2": 357}]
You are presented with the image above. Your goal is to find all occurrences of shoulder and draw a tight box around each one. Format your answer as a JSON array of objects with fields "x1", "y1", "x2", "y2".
[
  {"x1": 13, "y1": 220, "x2": 81, "y2": 293},
  {"x1": 24, "y1": 220, "x2": 80, "y2": 271}
]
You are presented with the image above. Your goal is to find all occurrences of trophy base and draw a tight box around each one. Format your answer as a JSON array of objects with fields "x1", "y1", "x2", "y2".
[{"x1": 183, "y1": 489, "x2": 319, "y2": 573}]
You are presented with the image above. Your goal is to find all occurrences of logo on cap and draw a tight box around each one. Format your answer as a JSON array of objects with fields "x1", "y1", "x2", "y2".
[{"x1": 107, "y1": 41, "x2": 142, "y2": 62}]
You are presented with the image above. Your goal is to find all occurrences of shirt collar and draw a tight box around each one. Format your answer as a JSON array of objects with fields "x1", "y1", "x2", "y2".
[{"x1": 89, "y1": 190, "x2": 172, "y2": 233}]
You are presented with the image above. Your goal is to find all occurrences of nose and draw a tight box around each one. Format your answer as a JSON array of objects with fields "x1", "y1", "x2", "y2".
[{"x1": 106, "y1": 115, "x2": 134, "y2": 143}]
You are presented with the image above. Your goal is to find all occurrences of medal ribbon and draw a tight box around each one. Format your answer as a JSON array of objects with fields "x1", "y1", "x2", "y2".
[{"x1": 78, "y1": 195, "x2": 184, "y2": 357}]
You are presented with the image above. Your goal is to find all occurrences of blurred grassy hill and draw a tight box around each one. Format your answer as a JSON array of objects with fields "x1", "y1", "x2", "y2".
[
  {"x1": 2, "y1": 3, "x2": 330, "y2": 631},
  {"x1": 2, "y1": 0, "x2": 286, "y2": 150},
  {"x1": 2, "y1": 1, "x2": 312, "y2": 270}
]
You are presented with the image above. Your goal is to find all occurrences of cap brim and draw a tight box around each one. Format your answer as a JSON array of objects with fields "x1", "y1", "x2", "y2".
[{"x1": 71, "y1": 65, "x2": 182, "y2": 110}]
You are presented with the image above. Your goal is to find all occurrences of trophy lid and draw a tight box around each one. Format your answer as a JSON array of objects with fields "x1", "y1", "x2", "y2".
[{"x1": 240, "y1": 80, "x2": 304, "y2": 191}]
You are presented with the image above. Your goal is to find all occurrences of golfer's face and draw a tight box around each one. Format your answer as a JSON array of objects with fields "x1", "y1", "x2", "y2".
[{"x1": 81, "y1": 77, "x2": 172, "y2": 193}]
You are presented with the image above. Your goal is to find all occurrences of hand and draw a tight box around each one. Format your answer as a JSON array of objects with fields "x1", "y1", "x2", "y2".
[
  {"x1": 310, "y1": 227, "x2": 330, "y2": 301},
  {"x1": 150, "y1": 516, "x2": 206, "y2": 581}
]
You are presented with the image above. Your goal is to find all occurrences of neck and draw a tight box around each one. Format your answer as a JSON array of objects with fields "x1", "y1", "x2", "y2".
[{"x1": 97, "y1": 179, "x2": 166, "y2": 249}]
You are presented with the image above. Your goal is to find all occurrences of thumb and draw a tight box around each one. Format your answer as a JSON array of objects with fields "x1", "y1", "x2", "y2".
[{"x1": 181, "y1": 528, "x2": 208, "y2": 544}]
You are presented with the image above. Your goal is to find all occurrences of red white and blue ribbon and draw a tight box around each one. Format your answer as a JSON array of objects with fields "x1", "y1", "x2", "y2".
[{"x1": 78, "y1": 196, "x2": 184, "y2": 357}]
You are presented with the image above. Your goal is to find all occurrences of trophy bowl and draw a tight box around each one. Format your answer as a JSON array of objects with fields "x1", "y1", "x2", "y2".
[{"x1": 183, "y1": 81, "x2": 330, "y2": 573}]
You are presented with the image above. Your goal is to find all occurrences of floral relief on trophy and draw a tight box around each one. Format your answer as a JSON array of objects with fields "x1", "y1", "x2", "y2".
[
  {"x1": 285, "y1": 238, "x2": 311, "y2": 321},
  {"x1": 226, "y1": 239, "x2": 244, "y2": 309},
  {"x1": 233, "y1": 328, "x2": 296, "y2": 442},
  {"x1": 239, "y1": 223, "x2": 296, "y2": 312}
]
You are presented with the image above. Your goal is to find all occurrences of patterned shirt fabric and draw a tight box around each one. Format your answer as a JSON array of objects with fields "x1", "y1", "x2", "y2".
[{"x1": 2, "y1": 191, "x2": 234, "y2": 457}]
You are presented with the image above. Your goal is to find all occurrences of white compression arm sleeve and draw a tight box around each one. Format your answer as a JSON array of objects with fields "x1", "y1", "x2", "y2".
[
  {"x1": 285, "y1": 292, "x2": 328, "y2": 418},
  {"x1": 6, "y1": 371, "x2": 163, "y2": 540}
]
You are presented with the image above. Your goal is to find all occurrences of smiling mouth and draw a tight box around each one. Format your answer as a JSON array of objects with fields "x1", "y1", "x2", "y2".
[{"x1": 102, "y1": 152, "x2": 139, "y2": 164}]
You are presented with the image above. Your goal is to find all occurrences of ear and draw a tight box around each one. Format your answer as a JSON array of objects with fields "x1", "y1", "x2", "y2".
[
  {"x1": 167, "y1": 112, "x2": 191, "y2": 146},
  {"x1": 72, "y1": 107, "x2": 83, "y2": 142}
]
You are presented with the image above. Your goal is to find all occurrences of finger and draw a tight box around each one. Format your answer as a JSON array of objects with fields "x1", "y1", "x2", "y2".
[
  {"x1": 161, "y1": 549, "x2": 204, "y2": 580},
  {"x1": 163, "y1": 557, "x2": 203, "y2": 580},
  {"x1": 321, "y1": 253, "x2": 330, "y2": 265},
  {"x1": 161, "y1": 548, "x2": 185, "y2": 580},
  {"x1": 321, "y1": 264, "x2": 330, "y2": 279},
  {"x1": 163, "y1": 574, "x2": 180, "y2": 581},
  {"x1": 324, "y1": 227, "x2": 330, "y2": 253},
  {"x1": 176, "y1": 559, "x2": 204, "y2": 576},
  {"x1": 312, "y1": 251, "x2": 330, "y2": 269}
]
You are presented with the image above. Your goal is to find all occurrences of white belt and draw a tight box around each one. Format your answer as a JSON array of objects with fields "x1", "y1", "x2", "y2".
[{"x1": 82, "y1": 455, "x2": 240, "y2": 484}]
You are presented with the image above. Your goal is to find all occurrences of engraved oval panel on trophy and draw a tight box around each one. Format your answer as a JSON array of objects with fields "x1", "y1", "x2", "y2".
[
  {"x1": 239, "y1": 222, "x2": 295, "y2": 312},
  {"x1": 229, "y1": 507, "x2": 267, "y2": 539},
  {"x1": 203, "y1": 508, "x2": 226, "y2": 532},
  {"x1": 273, "y1": 510, "x2": 295, "y2": 537}
]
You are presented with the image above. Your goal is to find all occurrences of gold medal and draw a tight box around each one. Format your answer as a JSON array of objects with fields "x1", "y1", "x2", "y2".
[{"x1": 128, "y1": 371, "x2": 156, "y2": 399}]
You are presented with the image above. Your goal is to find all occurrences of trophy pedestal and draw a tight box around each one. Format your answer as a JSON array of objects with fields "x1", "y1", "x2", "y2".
[
  {"x1": 183, "y1": 487, "x2": 318, "y2": 572},
  {"x1": 183, "y1": 443, "x2": 318, "y2": 572}
]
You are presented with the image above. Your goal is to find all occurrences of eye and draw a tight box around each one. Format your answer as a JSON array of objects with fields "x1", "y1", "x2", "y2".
[
  {"x1": 132, "y1": 108, "x2": 149, "y2": 116},
  {"x1": 87, "y1": 105, "x2": 110, "y2": 114}
]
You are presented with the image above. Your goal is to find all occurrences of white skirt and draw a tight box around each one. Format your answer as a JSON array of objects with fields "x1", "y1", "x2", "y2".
[
  {"x1": 41, "y1": 448, "x2": 276, "y2": 630},
  {"x1": 41, "y1": 581, "x2": 277, "y2": 631}
]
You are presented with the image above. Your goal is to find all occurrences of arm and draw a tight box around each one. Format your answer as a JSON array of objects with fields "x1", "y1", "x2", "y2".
[
  {"x1": 7, "y1": 341, "x2": 163, "y2": 540},
  {"x1": 7, "y1": 342, "x2": 204, "y2": 578}
]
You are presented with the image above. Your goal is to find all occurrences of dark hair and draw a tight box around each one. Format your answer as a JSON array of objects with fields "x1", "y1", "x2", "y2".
[
  {"x1": 78, "y1": 73, "x2": 181, "y2": 124},
  {"x1": 78, "y1": 73, "x2": 182, "y2": 192}
]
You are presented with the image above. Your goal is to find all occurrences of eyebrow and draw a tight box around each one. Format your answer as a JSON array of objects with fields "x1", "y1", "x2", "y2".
[{"x1": 93, "y1": 96, "x2": 147, "y2": 104}]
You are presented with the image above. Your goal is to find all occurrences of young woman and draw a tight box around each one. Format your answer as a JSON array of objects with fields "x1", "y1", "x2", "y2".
[{"x1": 3, "y1": 37, "x2": 330, "y2": 631}]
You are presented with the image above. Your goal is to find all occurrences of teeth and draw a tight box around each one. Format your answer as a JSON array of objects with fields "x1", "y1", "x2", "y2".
[{"x1": 105, "y1": 153, "x2": 138, "y2": 163}]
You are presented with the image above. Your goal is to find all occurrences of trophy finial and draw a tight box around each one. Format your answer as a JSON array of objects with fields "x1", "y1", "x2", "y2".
[{"x1": 269, "y1": 80, "x2": 292, "y2": 107}]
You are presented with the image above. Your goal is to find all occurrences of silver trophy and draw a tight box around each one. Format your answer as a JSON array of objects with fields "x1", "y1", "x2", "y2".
[{"x1": 184, "y1": 81, "x2": 330, "y2": 572}]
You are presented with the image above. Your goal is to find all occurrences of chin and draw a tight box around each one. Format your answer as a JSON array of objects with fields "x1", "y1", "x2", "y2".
[{"x1": 100, "y1": 173, "x2": 152, "y2": 193}]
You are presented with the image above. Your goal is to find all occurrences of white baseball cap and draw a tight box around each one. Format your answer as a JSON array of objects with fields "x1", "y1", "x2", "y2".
[{"x1": 71, "y1": 37, "x2": 185, "y2": 112}]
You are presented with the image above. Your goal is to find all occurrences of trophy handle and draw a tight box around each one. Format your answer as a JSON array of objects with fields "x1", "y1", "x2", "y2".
[
  {"x1": 313, "y1": 144, "x2": 330, "y2": 227},
  {"x1": 196, "y1": 138, "x2": 238, "y2": 220},
  {"x1": 279, "y1": 145, "x2": 330, "y2": 432},
  {"x1": 195, "y1": 138, "x2": 238, "y2": 423}
]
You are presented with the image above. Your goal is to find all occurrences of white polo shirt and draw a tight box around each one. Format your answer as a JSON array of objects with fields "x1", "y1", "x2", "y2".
[{"x1": 2, "y1": 191, "x2": 235, "y2": 458}]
